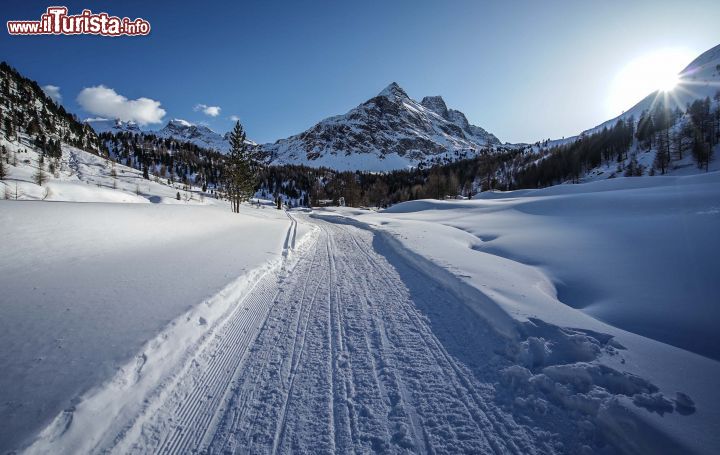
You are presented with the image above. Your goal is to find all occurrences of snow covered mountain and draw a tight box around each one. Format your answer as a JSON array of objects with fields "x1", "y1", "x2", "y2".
[
  {"x1": 154, "y1": 119, "x2": 231, "y2": 153},
  {"x1": 261, "y1": 82, "x2": 502, "y2": 171},
  {"x1": 84, "y1": 118, "x2": 143, "y2": 135},
  {"x1": 85, "y1": 118, "x2": 239, "y2": 154},
  {"x1": 0, "y1": 62, "x2": 103, "y2": 155},
  {"x1": 516, "y1": 43, "x2": 720, "y2": 186},
  {"x1": 572, "y1": 43, "x2": 720, "y2": 140}
]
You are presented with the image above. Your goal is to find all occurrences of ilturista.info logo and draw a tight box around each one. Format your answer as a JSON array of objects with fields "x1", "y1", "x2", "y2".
[{"x1": 7, "y1": 6, "x2": 151, "y2": 36}]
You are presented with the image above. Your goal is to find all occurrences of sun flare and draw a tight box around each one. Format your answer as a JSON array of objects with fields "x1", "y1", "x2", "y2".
[
  {"x1": 658, "y1": 73, "x2": 680, "y2": 92},
  {"x1": 608, "y1": 48, "x2": 695, "y2": 116}
]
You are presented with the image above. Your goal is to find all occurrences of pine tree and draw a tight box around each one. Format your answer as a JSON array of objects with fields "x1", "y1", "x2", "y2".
[
  {"x1": 6, "y1": 182, "x2": 21, "y2": 200},
  {"x1": 33, "y1": 166, "x2": 46, "y2": 186},
  {"x1": 687, "y1": 98, "x2": 713, "y2": 171},
  {"x1": 3, "y1": 117, "x2": 12, "y2": 139},
  {"x1": 0, "y1": 153, "x2": 5, "y2": 180},
  {"x1": 223, "y1": 121, "x2": 256, "y2": 213},
  {"x1": 654, "y1": 130, "x2": 671, "y2": 174}
]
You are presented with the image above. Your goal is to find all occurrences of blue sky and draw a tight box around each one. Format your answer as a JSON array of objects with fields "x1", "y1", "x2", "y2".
[{"x1": 2, "y1": 0, "x2": 719, "y2": 143}]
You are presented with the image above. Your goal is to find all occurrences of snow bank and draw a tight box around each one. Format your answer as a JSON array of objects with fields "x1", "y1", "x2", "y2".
[
  {"x1": 386, "y1": 172, "x2": 720, "y2": 360},
  {"x1": 320, "y1": 172, "x2": 720, "y2": 454},
  {"x1": 0, "y1": 201, "x2": 299, "y2": 452}
]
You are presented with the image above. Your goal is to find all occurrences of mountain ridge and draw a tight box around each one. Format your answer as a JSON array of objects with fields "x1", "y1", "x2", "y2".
[{"x1": 259, "y1": 82, "x2": 502, "y2": 171}]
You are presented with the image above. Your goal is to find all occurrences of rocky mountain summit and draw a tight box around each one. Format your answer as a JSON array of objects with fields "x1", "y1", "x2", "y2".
[{"x1": 261, "y1": 82, "x2": 501, "y2": 171}]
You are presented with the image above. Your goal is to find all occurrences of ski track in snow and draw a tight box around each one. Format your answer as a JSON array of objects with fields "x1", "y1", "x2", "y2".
[{"x1": 92, "y1": 214, "x2": 559, "y2": 455}]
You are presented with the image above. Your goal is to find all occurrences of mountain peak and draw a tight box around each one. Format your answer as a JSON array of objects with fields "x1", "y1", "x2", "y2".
[
  {"x1": 378, "y1": 82, "x2": 408, "y2": 99},
  {"x1": 85, "y1": 118, "x2": 141, "y2": 134},
  {"x1": 262, "y1": 82, "x2": 501, "y2": 171},
  {"x1": 166, "y1": 118, "x2": 194, "y2": 128},
  {"x1": 420, "y1": 96, "x2": 449, "y2": 119},
  {"x1": 156, "y1": 119, "x2": 230, "y2": 153}
]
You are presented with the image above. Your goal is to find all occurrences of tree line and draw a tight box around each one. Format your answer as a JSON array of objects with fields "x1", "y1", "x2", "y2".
[
  {"x1": 2, "y1": 59, "x2": 718, "y2": 211},
  {"x1": 99, "y1": 131, "x2": 226, "y2": 191},
  {"x1": 514, "y1": 93, "x2": 719, "y2": 187}
]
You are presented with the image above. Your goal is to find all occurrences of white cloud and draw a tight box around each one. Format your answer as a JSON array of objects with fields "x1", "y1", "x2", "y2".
[
  {"x1": 42, "y1": 85, "x2": 62, "y2": 103},
  {"x1": 194, "y1": 104, "x2": 221, "y2": 117},
  {"x1": 229, "y1": 115, "x2": 241, "y2": 122},
  {"x1": 76, "y1": 85, "x2": 166, "y2": 125}
]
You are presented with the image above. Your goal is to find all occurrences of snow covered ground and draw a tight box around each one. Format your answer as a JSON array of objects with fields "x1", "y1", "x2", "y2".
[
  {"x1": 18, "y1": 188, "x2": 719, "y2": 453},
  {"x1": 23, "y1": 217, "x2": 619, "y2": 454},
  {"x1": 0, "y1": 201, "x2": 303, "y2": 452},
  {"x1": 0, "y1": 136, "x2": 309, "y2": 452},
  {"x1": 318, "y1": 171, "x2": 720, "y2": 453},
  {"x1": 1, "y1": 134, "x2": 218, "y2": 205},
  {"x1": 2, "y1": 131, "x2": 719, "y2": 453}
]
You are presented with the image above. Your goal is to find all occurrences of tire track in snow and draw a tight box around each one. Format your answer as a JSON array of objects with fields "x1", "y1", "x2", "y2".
[
  {"x1": 150, "y1": 274, "x2": 282, "y2": 453},
  {"x1": 206, "y1": 228, "x2": 332, "y2": 453},
  {"x1": 107, "y1": 225, "x2": 321, "y2": 454},
  {"x1": 333, "y1": 231, "x2": 427, "y2": 452},
  {"x1": 271, "y1": 227, "x2": 331, "y2": 454},
  {"x1": 109, "y1": 215, "x2": 560, "y2": 454},
  {"x1": 334, "y1": 221, "x2": 490, "y2": 453},
  {"x1": 339, "y1": 221, "x2": 551, "y2": 454}
]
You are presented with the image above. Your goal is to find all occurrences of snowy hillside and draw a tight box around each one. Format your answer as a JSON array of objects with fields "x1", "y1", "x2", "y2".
[
  {"x1": 321, "y1": 171, "x2": 720, "y2": 453},
  {"x1": 515, "y1": 44, "x2": 720, "y2": 186},
  {"x1": 585, "y1": 43, "x2": 720, "y2": 137},
  {"x1": 1, "y1": 132, "x2": 219, "y2": 204},
  {"x1": 261, "y1": 82, "x2": 502, "y2": 172},
  {"x1": 0, "y1": 62, "x2": 215, "y2": 204},
  {"x1": 509, "y1": 46, "x2": 720, "y2": 188},
  {"x1": 0, "y1": 62, "x2": 103, "y2": 155}
]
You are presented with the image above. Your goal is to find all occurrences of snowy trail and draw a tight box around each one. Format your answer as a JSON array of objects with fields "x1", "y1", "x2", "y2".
[{"x1": 89, "y1": 214, "x2": 560, "y2": 454}]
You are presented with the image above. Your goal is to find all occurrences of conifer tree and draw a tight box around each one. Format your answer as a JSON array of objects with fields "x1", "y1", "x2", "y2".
[
  {"x1": 223, "y1": 121, "x2": 256, "y2": 213},
  {"x1": 33, "y1": 166, "x2": 46, "y2": 186}
]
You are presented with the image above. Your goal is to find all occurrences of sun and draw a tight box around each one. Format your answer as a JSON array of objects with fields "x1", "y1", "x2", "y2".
[
  {"x1": 608, "y1": 47, "x2": 696, "y2": 116},
  {"x1": 657, "y1": 72, "x2": 680, "y2": 92}
]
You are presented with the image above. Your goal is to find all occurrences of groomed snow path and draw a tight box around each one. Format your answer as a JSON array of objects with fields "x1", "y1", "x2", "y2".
[{"x1": 112, "y1": 216, "x2": 554, "y2": 454}]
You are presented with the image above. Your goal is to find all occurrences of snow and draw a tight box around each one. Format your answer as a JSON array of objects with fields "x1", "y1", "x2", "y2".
[
  {"x1": 316, "y1": 171, "x2": 720, "y2": 453},
  {"x1": 4, "y1": 167, "x2": 718, "y2": 453},
  {"x1": 85, "y1": 117, "x2": 237, "y2": 154},
  {"x1": 84, "y1": 118, "x2": 142, "y2": 135},
  {"x1": 25, "y1": 217, "x2": 581, "y2": 453},
  {"x1": 1, "y1": 134, "x2": 221, "y2": 205},
  {"x1": 0, "y1": 201, "x2": 303, "y2": 452},
  {"x1": 167, "y1": 118, "x2": 192, "y2": 127},
  {"x1": 0, "y1": 135, "x2": 309, "y2": 452},
  {"x1": 2, "y1": 50, "x2": 720, "y2": 453},
  {"x1": 354, "y1": 172, "x2": 720, "y2": 357},
  {"x1": 152, "y1": 119, "x2": 237, "y2": 153}
]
